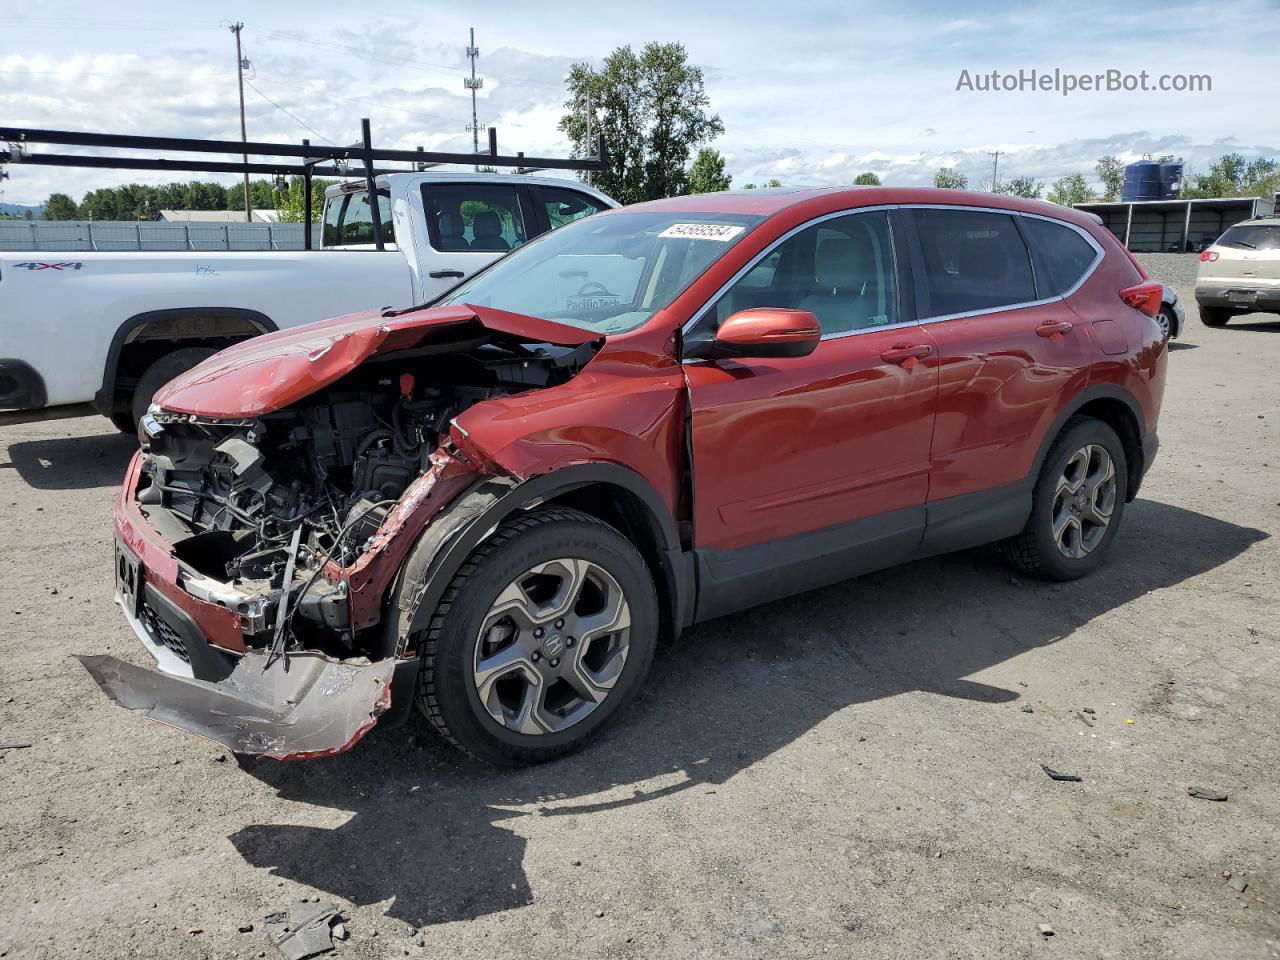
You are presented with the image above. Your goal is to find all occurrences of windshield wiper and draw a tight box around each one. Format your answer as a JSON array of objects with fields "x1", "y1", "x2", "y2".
[{"x1": 1227, "y1": 239, "x2": 1258, "y2": 249}]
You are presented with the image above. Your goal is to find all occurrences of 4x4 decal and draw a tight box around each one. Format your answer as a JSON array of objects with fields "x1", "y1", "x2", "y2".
[{"x1": 13, "y1": 261, "x2": 84, "y2": 271}]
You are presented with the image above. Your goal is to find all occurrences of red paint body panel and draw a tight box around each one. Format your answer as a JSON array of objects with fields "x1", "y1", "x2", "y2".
[
  {"x1": 115, "y1": 450, "x2": 245, "y2": 653},
  {"x1": 924, "y1": 300, "x2": 1094, "y2": 502},
  {"x1": 684, "y1": 328, "x2": 939, "y2": 552},
  {"x1": 153, "y1": 304, "x2": 599, "y2": 418}
]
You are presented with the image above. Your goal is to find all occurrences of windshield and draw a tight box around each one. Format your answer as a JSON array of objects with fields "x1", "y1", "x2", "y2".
[
  {"x1": 1219, "y1": 224, "x2": 1280, "y2": 251},
  {"x1": 437, "y1": 209, "x2": 765, "y2": 334}
]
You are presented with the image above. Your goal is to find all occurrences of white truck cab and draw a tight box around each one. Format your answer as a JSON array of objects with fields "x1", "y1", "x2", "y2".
[{"x1": 0, "y1": 172, "x2": 616, "y2": 428}]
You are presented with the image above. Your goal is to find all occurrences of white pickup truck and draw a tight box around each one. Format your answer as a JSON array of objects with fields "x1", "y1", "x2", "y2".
[{"x1": 0, "y1": 172, "x2": 615, "y2": 428}]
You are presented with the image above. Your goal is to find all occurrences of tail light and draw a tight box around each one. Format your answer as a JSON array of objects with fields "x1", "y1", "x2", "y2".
[
  {"x1": 1200, "y1": 250, "x2": 1219, "y2": 262},
  {"x1": 1119, "y1": 281, "x2": 1163, "y2": 318}
]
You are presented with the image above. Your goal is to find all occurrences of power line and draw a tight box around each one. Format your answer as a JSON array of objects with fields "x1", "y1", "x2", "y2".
[
  {"x1": 243, "y1": 79, "x2": 335, "y2": 145},
  {"x1": 253, "y1": 74, "x2": 469, "y2": 127}
]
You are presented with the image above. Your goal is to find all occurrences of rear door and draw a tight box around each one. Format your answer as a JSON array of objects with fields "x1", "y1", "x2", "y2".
[
  {"x1": 906, "y1": 207, "x2": 1097, "y2": 510},
  {"x1": 683, "y1": 209, "x2": 940, "y2": 618},
  {"x1": 418, "y1": 182, "x2": 534, "y2": 301}
]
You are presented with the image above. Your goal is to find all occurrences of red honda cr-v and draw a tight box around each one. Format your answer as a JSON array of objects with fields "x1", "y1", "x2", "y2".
[{"x1": 84, "y1": 187, "x2": 1166, "y2": 766}]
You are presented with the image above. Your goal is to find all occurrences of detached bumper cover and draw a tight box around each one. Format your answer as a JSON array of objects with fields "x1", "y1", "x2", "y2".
[{"x1": 78, "y1": 650, "x2": 395, "y2": 759}]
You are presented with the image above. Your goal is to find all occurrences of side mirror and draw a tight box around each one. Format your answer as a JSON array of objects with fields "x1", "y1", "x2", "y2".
[{"x1": 692, "y1": 308, "x2": 821, "y2": 360}]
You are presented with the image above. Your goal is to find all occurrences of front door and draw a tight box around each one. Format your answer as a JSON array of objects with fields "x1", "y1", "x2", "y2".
[{"x1": 683, "y1": 210, "x2": 939, "y2": 619}]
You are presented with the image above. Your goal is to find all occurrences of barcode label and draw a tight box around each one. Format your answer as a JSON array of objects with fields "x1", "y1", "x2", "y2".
[{"x1": 658, "y1": 223, "x2": 746, "y2": 242}]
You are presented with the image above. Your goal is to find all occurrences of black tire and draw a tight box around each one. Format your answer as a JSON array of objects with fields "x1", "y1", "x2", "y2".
[
  {"x1": 108, "y1": 410, "x2": 136, "y2": 434},
  {"x1": 130, "y1": 347, "x2": 216, "y2": 427},
  {"x1": 414, "y1": 506, "x2": 659, "y2": 767},
  {"x1": 1199, "y1": 306, "x2": 1231, "y2": 328},
  {"x1": 1156, "y1": 304, "x2": 1176, "y2": 339},
  {"x1": 1005, "y1": 417, "x2": 1128, "y2": 581}
]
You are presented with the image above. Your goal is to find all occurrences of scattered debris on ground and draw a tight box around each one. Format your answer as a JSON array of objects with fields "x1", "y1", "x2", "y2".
[
  {"x1": 1227, "y1": 876, "x2": 1249, "y2": 893},
  {"x1": 1187, "y1": 786, "x2": 1229, "y2": 801},
  {"x1": 1038, "y1": 923, "x2": 1055, "y2": 937},
  {"x1": 1041, "y1": 765, "x2": 1083, "y2": 783},
  {"x1": 263, "y1": 901, "x2": 343, "y2": 960},
  {"x1": 0, "y1": 743, "x2": 32, "y2": 751}
]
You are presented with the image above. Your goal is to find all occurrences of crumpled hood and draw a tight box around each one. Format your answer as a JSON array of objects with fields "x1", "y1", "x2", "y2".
[{"x1": 153, "y1": 303, "x2": 599, "y2": 419}]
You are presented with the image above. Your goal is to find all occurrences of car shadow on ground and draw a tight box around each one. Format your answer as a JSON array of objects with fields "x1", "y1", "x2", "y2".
[
  {"x1": 228, "y1": 498, "x2": 1265, "y2": 930},
  {"x1": 1219, "y1": 320, "x2": 1280, "y2": 332},
  {"x1": 3, "y1": 431, "x2": 136, "y2": 490},
  {"x1": 1167, "y1": 341, "x2": 1198, "y2": 351}
]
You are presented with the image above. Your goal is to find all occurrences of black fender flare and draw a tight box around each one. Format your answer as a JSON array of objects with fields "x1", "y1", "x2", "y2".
[
  {"x1": 1029, "y1": 383, "x2": 1148, "y2": 499},
  {"x1": 92, "y1": 306, "x2": 277, "y2": 415},
  {"x1": 385, "y1": 462, "x2": 690, "y2": 661}
]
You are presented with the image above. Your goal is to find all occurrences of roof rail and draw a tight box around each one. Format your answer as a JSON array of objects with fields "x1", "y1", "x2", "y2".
[{"x1": 0, "y1": 120, "x2": 608, "y2": 251}]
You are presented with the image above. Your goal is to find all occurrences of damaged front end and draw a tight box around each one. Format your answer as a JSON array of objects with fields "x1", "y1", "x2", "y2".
[{"x1": 81, "y1": 305, "x2": 600, "y2": 759}]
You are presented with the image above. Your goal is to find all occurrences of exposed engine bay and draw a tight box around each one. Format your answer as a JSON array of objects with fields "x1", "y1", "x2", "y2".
[{"x1": 137, "y1": 337, "x2": 596, "y2": 659}]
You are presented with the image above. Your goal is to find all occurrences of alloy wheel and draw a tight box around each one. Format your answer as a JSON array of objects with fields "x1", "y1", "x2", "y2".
[
  {"x1": 1156, "y1": 310, "x2": 1172, "y2": 339},
  {"x1": 472, "y1": 558, "x2": 631, "y2": 735},
  {"x1": 1050, "y1": 444, "x2": 1117, "y2": 559}
]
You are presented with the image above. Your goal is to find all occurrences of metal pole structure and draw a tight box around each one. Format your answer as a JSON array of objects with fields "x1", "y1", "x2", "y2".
[
  {"x1": 361, "y1": 118, "x2": 384, "y2": 251},
  {"x1": 585, "y1": 89, "x2": 593, "y2": 187},
  {"x1": 302, "y1": 138, "x2": 313, "y2": 250},
  {"x1": 1182, "y1": 200, "x2": 1192, "y2": 253},
  {"x1": 230, "y1": 22, "x2": 251, "y2": 222},
  {"x1": 1124, "y1": 203, "x2": 1134, "y2": 249},
  {"x1": 988, "y1": 150, "x2": 1001, "y2": 192},
  {"x1": 465, "y1": 28, "x2": 483, "y2": 172}
]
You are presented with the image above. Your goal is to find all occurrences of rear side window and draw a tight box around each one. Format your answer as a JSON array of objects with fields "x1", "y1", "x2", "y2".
[
  {"x1": 537, "y1": 186, "x2": 610, "y2": 229},
  {"x1": 1218, "y1": 223, "x2": 1280, "y2": 250},
  {"x1": 912, "y1": 209, "x2": 1036, "y2": 317},
  {"x1": 1021, "y1": 217, "x2": 1098, "y2": 296},
  {"x1": 323, "y1": 189, "x2": 395, "y2": 246},
  {"x1": 423, "y1": 183, "x2": 528, "y2": 253}
]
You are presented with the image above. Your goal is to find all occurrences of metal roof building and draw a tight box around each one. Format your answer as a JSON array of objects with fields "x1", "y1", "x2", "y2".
[{"x1": 1074, "y1": 196, "x2": 1276, "y2": 252}]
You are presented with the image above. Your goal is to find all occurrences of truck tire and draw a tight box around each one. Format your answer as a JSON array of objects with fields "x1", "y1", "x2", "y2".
[
  {"x1": 414, "y1": 506, "x2": 659, "y2": 767},
  {"x1": 130, "y1": 347, "x2": 215, "y2": 427}
]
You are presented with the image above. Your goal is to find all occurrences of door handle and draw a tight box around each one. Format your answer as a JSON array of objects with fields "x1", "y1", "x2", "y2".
[
  {"x1": 1035, "y1": 321, "x2": 1074, "y2": 341},
  {"x1": 429, "y1": 269, "x2": 465, "y2": 279},
  {"x1": 880, "y1": 343, "x2": 933, "y2": 368}
]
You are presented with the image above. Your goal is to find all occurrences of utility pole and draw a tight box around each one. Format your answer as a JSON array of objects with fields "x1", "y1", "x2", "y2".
[
  {"x1": 585, "y1": 89, "x2": 594, "y2": 187},
  {"x1": 988, "y1": 149, "x2": 1002, "y2": 193},
  {"x1": 230, "y1": 22, "x2": 251, "y2": 221},
  {"x1": 464, "y1": 28, "x2": 483, "y2": 172}
]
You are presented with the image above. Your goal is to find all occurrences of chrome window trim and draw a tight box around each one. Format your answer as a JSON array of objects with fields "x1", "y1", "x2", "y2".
[
  {"x1": 679, "y1": 202, "x2": 1106, "y2": 346},
  {"x1": 906, "y1": 205, "x2": 1105, "y2": 322},
  {"x1": 680, "y1": 205, "x2": 902, "y2": 341}
]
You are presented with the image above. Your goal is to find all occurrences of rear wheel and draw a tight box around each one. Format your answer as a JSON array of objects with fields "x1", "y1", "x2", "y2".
[
  {"x1": 1005, "y1": 417, "x2": 1128, "y2": 581},
  {"x1": 414, "y1": 507, "x2": 658, "y2": 767},
  {"x1": 129, "y1": 347, "x2": 216, "y2": 428},
  {"x1": 1199, "y1": 306, "x2": 1231, "y2": 328}
]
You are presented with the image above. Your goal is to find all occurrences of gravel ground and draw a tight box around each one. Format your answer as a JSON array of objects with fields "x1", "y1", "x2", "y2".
[
  {"x1": 1, "y1": 282, "x2": 1278, "y2": 960},
  {"x1": 1138, "y1": 252, "x2": 1204, "y2": 289}
]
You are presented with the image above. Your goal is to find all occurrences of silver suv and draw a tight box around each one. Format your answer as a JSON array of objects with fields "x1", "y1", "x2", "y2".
[{"x1": 1196, "y1": 218, "x2": 1280, "y2": 327}]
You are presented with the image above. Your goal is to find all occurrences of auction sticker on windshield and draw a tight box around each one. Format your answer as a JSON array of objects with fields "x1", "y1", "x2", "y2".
[{"x1": 658, "y1": 223, "x2": 746, "y2": 242}]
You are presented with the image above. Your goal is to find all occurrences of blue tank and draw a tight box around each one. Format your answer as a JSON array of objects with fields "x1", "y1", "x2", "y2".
[
  {"x1": 1122, "y1": 160, "x2": 1162, "y2": 202},
  {"x1": 1158, "y1": 161, "x2": 1184, "y2": 199}
]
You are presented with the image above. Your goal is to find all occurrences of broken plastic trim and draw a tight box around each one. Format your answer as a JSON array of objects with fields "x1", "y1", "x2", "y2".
[{"x1": 77, "y1": 650, "x2": 395, "y2": 760}]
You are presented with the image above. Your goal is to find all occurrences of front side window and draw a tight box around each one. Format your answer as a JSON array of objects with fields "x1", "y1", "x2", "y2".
[
  {"x1": 324, "y1": 189, "x2": 395, "y2": 246},
  {"x1": 437, "y1": 210, "x2": 763, "y2": 335},
  {"x1": 1021, "y1": 217, "x2": 1098, "y2": 296},
  {"x1": 424, "y1": 183, "x2": 527, "y2": 253},
  {"x1": 913, "y1": 209, "x2": 1036, "y2": 317},
  {"x1": 538, "y1": 186, "x2": 610, "y2": 229},
  {"x1": 711, "y1": 211, "x2": 899, "y2": 335}
]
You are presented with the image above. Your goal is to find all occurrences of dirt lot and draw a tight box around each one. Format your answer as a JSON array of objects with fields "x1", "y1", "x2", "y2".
[{"x1": 1, "y1": 274, "x2": 1277, "y2": 960}]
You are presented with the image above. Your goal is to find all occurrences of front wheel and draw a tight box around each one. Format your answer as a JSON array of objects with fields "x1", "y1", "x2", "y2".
[
  {"x1": 414, "y1": 507, "x2": 658, "y2": 767},
  {"x1": 130, "y1": 347, "x2": 216, "y2": 428},
  {"x1": 1005, "y1": 417, "x2": 1128, "y2": 581}
]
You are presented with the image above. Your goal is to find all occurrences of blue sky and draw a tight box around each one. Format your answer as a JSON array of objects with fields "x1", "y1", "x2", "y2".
[{"x1": 2, "y1": 0, "x2": 1278, "y2": 205}]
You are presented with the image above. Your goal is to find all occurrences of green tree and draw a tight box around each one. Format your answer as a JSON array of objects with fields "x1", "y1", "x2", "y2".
[
  {"x1": 997, "y1": 175, "x2": 1043, "y2": 199},
  {"x1": 742, "y1": 182, "x2": 757, "y2": 190},
  {"x1": 852, "y1": 172, "x2": 881, "y2": 185},
  {"x1": 274, "y1": 176, "x2": 340, "y2": 223},
  {"x1": 559, "y1": 42, "x2": 724, "y2": 203},
  {"x1": 1095, "y1": 155, "x2": 1124, "y2": 201},
  {"x1": 934, "y1": 167, "x2": 967, "y2": 189},
  {"x1": 1046, "y1": 173, "x2": 1092, "y2": 206},
  {"x1": 765, "y1": 178, "x2": 782, "y2": 188},
  {"x1": 1181, "y1": 153, "x2": 1280, "y2": 199},
  {"x1": 227, "y1": 179, "x2": 279, "y2": 212},
  {"x1": 79, "y1": 188, "x2": 122, "y2": 221},
  {"x1": 687, "y1": 147, "x2": 732, "y2": 193},
  {"x1": 42, "y1": 193, "x2": 79, "y2": 220}
]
